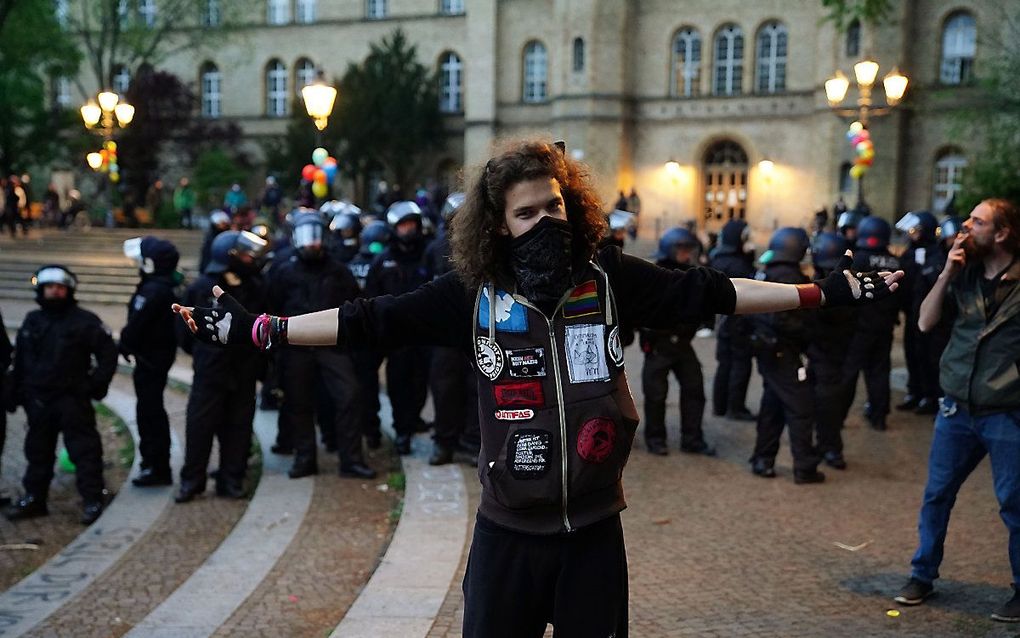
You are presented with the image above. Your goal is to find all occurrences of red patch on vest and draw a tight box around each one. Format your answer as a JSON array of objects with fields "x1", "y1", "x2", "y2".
[
  {"x1": 493, "y1": 381, "x2": 545, "y2": 407},
  {"x1": 576, "y1": 417, "x2": 616, "y2": 464}
]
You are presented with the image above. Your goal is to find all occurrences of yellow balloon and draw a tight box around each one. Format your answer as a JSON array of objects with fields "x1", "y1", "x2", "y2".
[
  {"x1": 312, "y1": 181, "x2": 328, "y2": 198},
  {"x1": 849, "y1": 165, "x2": 865, "y2": 179},
  {"x1": 110, "y1": 172, "x2": 120, "y2": 183},
  {"x1": 105, "y1": 140, "x2": 117, "y2": 151}
]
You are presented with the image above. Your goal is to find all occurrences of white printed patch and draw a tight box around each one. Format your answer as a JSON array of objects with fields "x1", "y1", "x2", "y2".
[
  {"x1": 564, "y1": 324, "x2": 609, "y2": 383},
  {"x1": 607, "y1": 326, "x2": 624, "y2": 367},
  {"x1": 133, "y1": 295, "x2": 147, "y2": 312},
  {"x1": 475, "y1": 337, "x2": 504, "y2": 380},
  {"x1": 494, "y1": 409, "x2": 534, "y2": 421}
]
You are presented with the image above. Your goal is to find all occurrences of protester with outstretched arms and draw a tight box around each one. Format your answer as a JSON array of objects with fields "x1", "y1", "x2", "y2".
[{"x1": 175, "y1": 140, "x2": 901, "y2": 638}]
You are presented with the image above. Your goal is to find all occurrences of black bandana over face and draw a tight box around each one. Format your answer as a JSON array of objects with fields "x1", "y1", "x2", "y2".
[{"x1": 510, "y1": 215, "x2": 574, "y2": 308}]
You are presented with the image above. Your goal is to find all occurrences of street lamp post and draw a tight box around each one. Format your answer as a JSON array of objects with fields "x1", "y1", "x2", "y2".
[
  {"x1": 81, "y1": 90, "x2": 134, "y2": 183},
  {"x1": 301, "y1": 71, "x2": 338, "y2": 145},
  {"x1": 825, "y1": 60, "x2": 908, "y2": 207}
]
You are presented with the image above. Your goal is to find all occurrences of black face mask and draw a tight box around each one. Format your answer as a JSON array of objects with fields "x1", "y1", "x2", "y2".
[
  {"x1": 37, "y1": 296, "x2": 73, "y2": 313},
  {"x1": 510, "y1": 216, "x2": 574, "y2": 308}
]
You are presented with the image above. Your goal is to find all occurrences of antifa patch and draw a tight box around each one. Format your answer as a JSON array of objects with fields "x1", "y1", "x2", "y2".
[
  {"x1": 493, "y1": 380, "x2": 545, "y2": 407},
  {"x1": 475, "y1": 337, "x2": 504, "y2": 381},
  {"x1": 564, "y1": 324, "x2": 609, "y2": 383},
  {"x1": 508, "y1": 430, "x2": 551, "y2": 479},
  {"x1": 576, "y1": 418, "x2": 616, "y2": 464},
  {"x1": 507, "y1": 347, "x2": 546, "y2": 378},
  {"x1": 607, "y1": 326, "x2": 624, "y2": 367}
]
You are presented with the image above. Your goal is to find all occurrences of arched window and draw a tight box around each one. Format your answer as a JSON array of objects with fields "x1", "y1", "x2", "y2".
[
  {"x1": 267, "y1": 0, "x2": 290, "y2": 25},
  {"x1": 440, "y1": 0, "x2": 464, "y2": 14},
  {"x1": 53, "y1": 76, "x2": 71, "y2": 108},
  {"x1": 202, "y1": 0, "x2": 221, "y2": 27},
  {"x1": 933, "y1": 150, "x2": 967, "y2": 212},
  {"x1": 201, "y1": 62, "x2": 222, "y2": 118},
  {"x1": 439, "y1": 52, "x2": 463, "y2": 113},
  {"x1": 713, "y1": 24, "x2": 743, "y2": 96},
  {"x1": 702, "y1": 140, "x2": 749, "y2": 227},
  {"x1": 940, "y1": 11, "x2": 976, "y2": 85},
  {"x1": 367, "y1": 0, "x2": 387, "y2": 19},
  {"x1": 55, "y1": 0, "x2": 69, "y2": 27},
  {"x1": 266, "y1": 59, "x2": 288, "y2": 117},
  {"x1": 112, "y1": 65, "x2": 131, "y2": 93},
  {"x1": 845, "y1": 19, "x2": 860, "y2": 57},
  {"x1": 138, "y1": 0, "x2": 157, "y2": 26},
  {"x1": 756, "y1": 21, "x2": 787, "y2": 93},
  {"x1": 838, "y1": 161, "x2": 853, "y2": 195},
  {"x1": 670, "y1": 27, "x2": 701, "y2": 97},
  {"x1": 572, "y1": 37, "x2": 585, "y2": 73},
  {"x1": 295, "y1": 58, "x2": 316, "y2": 92},
  {"x1": 523, "y1": 41, "x2": 548, "y2": 103},
  {"x1": 296, "y1": 0, "x2": 316, "y2": 23}
]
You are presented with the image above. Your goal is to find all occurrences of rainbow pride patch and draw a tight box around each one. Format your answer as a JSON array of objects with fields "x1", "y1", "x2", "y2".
[{"x1": 563, "y1": 280, "x2": 600, "y2": 318}]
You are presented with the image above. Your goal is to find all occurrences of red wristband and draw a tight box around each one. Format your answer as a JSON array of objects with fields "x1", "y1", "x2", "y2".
[{"x1": 796, "y1": 283, "x2": 822, "y2": 309}]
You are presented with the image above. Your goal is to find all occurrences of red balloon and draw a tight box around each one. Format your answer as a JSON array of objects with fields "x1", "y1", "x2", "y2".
[{"x1": 302, "y1": 164, "x2": 317, "y2": 181}]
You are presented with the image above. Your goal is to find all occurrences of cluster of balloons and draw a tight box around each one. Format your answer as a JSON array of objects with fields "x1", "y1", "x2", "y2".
[
  {"x1": 100, "y1": 140, "x2": 121, "y2": 183},
  {"x1": 301, "y1": 147, "x2": 338, "y2": 199},
  {"x1": 846, "y1": 121, "x2": 875, "y2": 180}
]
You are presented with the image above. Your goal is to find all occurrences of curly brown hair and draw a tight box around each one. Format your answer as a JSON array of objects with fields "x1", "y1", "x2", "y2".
[{"x1": 449, "y1": 139, "x2": 607, "y2": 289}]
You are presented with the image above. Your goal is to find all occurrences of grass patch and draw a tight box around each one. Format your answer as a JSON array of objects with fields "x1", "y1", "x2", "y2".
[{"x1": 95, "y1": 402, "x2": 135, "y2": 469}]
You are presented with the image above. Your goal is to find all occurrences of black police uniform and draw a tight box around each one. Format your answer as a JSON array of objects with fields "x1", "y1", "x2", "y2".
[
  {"x1": 709, "y1": 247, "x2": 756, "y2": 418},
  {"x1": 807, "y1": 287, "x2": 856, "y2": 463},
  {"x1": 121, "y1": 262, "x2": 180, "y2": 482},
  {"x1": 749, "y1": 261, "x2": 822, "y2": 479},
  {"x1": 179, "y1": 272, "x2": 265, "y2": 497},
  {"x1": 915, "y1": 242, "x2": 955, "y2": 400},
  {"x1": 13, "y1": 296, "x2": 118, "y2": 506},
  {"x1": 346, "y1": 234, "x2": 386, "y2": 446},
  {"x1": 899, "y1": 238, "x2": 939, "y2": 411},
  {"x1": 269, "y1": 251, "x2": 367, "y2": 475},
  {"x1": 0, "y1": 308, "x2": 13, "y2": 502}
]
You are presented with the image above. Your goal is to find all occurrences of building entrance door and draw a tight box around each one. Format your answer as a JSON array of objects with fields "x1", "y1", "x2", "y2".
[{"x1": 702, "y1": 140, "x2": 748, "y2": 233}]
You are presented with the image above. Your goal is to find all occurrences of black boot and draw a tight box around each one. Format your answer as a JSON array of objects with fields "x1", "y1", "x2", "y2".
[
  {"x1": 646, "y1": 440, "x2": 669, "y2": 456},
  {"x1": 80, "y1": 501, "x2": 104, "y2": 525},
  {"x1": 215, "y1": 480, "x2": 246, "y2": 499},
  {"x1": 429, "y1": 444, "x2": 455, "y2": 466},
  {"x1": 132, "y1": 467, "x2": 173, "y2": 487},
  {"x1": 823, "y1": 451, "x2": 847, "y2": 470},
  {"x1": 680, "y1": 440, "x2": 717, "y2": 456},
  {"x1": 895, "y1": 395, "x2": 920, "y2": 411},
  {"x1": 339, "y1": 462, "x2": 377, "y2": 479},
  {"x1": 3, "y1": 494, "x2": 48, "y2": 520},
  {"x1": 174, "y1": 482, "x2": 205, "y2": 503},
  {"x1": 793, "y1": 468, "x2": 826, "y2": 484},
  {"x1": 395, "y1": 434, "x2": 412, "y2": 456},
  {"x1": 751, "y1": 457, "x2": 776, "y2": 478},
  {"x1": 914, "y1": 398, "x2": 938, "y2": 415}
]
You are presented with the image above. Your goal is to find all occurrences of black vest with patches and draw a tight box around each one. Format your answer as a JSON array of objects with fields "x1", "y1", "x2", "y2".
[{"x1": 471, "y1": 262, "x2": 638, "y2": 535}]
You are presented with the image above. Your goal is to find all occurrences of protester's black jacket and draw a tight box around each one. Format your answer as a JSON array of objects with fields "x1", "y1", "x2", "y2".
[
  {"x1": 121, "y1": 273, "x2": 180, "y2": 366},
  {"x1": 639, "y1": 259, "x2": 699, "y2": 350}
]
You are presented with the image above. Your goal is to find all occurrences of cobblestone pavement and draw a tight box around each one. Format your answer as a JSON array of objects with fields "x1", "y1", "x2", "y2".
[
  {"x1": 0, "y1": 384, "x2": 132, "y2": 592},
  {"x1": 427, "y1": 331, "x2": 1013, "y2": 637}
]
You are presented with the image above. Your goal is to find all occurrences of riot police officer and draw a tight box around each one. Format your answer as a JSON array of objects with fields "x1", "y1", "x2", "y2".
[
  {"x1": 808, "y1": 233, "x2": 856, "y2": 470},
  {"x1": 641, "y1": 227, "x2": 715, "y2": 456},
  {"x1": 894, "y1": 210, "x2": 939, "y2": 414},
  {"x1": 0, "y1": 306, "x2": 11, "y2": 506},
  {"x1": 366, "y1": 201, "x2": 432, "y2": 455},
  {"x1": 121, "y1": 237, "x2": 181, "y2": 487},
  {"x1": 269, "y1": 211, "x2": 374, "y2": 479},
  {"x1": 4, "y1": 266, "x2": 118, "y2": 524},
  {"x1": 913, "y1": 216, "x2": 963, "y2": 407},
  {"x1": 199, "y1": 209, "x2": 232, "y2": 274},
  {"x1": 709, "y1": 219, "x2": 757, "y2": 420},
  {"x1": 176, "y1": 230, "x2": 268, "y2": 502},
  {"x1": 841, "y1": 216, "x2": 901, "y2": 430},
  {"x1": 837, "y1": 208, "x2": 864, "y2": 245},
  {"x1": 328, "y1": 202, "x2": 363, "y2": 264},
  {"x1": 348, "y1": 220, "x2": 390, "y2": 290},
  {"x1": 749, "y1": 228, "x2": 825, "y2": 483}
]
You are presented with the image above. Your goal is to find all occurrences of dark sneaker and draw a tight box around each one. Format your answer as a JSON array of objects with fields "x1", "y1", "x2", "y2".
[
  {"x1": 823, "y1": 451, "x2": 847, "y2": 470},
  {"x1": 80, "y1": 501, "x2": 104, "y2": 525},
  {"x1": 793, "y1": 469, "x2": 826, "y2": 484},
  {"x1": 132, "y1": 468, "x2": 173, "y2": 487},
  {"x1": 287, "y1": 462, "x2": 318, "y2": 479},
  {"x1": 726, "y1": 409, "x2": 757, "y2": 422},
  {"x1": 751, "y1": 457, "x2": 776, "y2": 478},
  {"x1": 646, "y1": 441, "x2": 669, "y2": 456},
  {"x1": 3, "y1": 494, "x2": 48, "y2": 521},
  {"x1": 174, "y1": 483, "x2": 205, "y2": 503},
  {"x1": 429, "y1": 444, "x2": 455, "y2": 466},
  {"x1": 894, "y1": 577, "x2": 934, "y2": 605},
  {"x1": 914, "y1": 398, "x2": 939, "y2": 415},
  {"x1": 680, "y1": 440, "x2": 717, "y2": 457},
  {"x1": 992, "y1": 586, "x2": 1020, "y2": 622},
  {"x1": 395, "y1": 435, "x2": 412, "y2": 456},
  {"x1": 868, "y1": 416, "x2": 888, "y2": 431},
  {"x1": 895, "y1": 395, "x2": 920, "y2": 411},
  {"x1": 339, "y1": 463, "x2": 377, "y2": 479}
]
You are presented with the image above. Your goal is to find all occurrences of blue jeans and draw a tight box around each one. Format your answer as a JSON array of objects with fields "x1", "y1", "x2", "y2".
[{"x1": 911, "y1": 396, "x2": 1020, "y2": 585}]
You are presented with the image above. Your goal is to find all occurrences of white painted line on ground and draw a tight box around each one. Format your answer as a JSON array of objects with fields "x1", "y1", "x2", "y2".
[{"x1": 0, "y1": 386, "x2": 183, "y2": 638}]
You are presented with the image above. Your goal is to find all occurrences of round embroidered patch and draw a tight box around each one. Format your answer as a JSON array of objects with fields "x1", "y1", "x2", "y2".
[
  {"x1": 608, "y1": 326, "x2": 624, "y2": 366},
  {"x1": 475, "y1": 336, "x2": 504, "y2": 381},
  {"x1": 576, "y1": 417, "x2": 616, "y2": 464}
]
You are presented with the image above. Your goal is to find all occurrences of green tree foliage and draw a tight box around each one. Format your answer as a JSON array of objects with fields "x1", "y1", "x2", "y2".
[
  {"x1": 0, "y1": 0, "x2": 82, "y2": 174},
  {"x1": 820, "y1": 0, "x2": 894, "y2": 31},
  {"x1": 193, "y1": 147, "x2": 247, "y2": 210}
]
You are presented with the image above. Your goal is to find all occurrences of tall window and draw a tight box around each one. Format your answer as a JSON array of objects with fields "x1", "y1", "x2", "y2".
[
  {"x1": 203, "y1": 0, "x2": 221, "y2": 26},
  {"x1": 671, "y1": 27, "x2": 701, "y2": 97},
  {"x1": 367, "y1": 0, "x2": 387, "y2": 19},
  {"x1": 572, "y1": 37, "x2": 585, "y2": 73},
  {"x1": 113, "y1": 65, "x2": 131, "y2": 93},
  {"x1": 201, "y1": 63, "x2": 222, "y2": 118},
  {"x1": 933, "y1": 150, "x2": 967, "y2": 212},
  {"x1": 54, "y1": 76, "x2": 71, "y2": 108},
  {"x1": 55, "y1": 0, "x2": 69, "y2": 28},
  {"x1": 296, "y1": 0, "x2": 316, "y2": 23},
  {"x1": 117, "y1": 0, "x2": 129, "y2": 27},
  {"x1": 295, "y1": 58, "x2": 316, "y2": 92},
  {"x1": 756, "y1": 21, "x2": 787, "y2": 93},
  {"x1": 138, "y1": 0, "x2": 157, "y2": 26},
  {"x1": 713, "y1": 24, "x2": 743, "y2": 96},
  {"x1": 440, "y1": 0, "x2": 464, "y2": 14},
  {"x1": 838, "y1": 162, "x2": 853, "y2": 194},
  {"x1": 439, "y1": 51, "x2": 463, "y2": 113},
  {"x1": 523, "y1": 40, "x2": 548, "y2": 103},
  {"x1": 267, "y1": 0, "x2": 290, "y2": 25},
  {"x1": 702, "y1": 140, "x2": 749, "y2": 227},
  {"x1": 941, "y1": 11, "x2": 976, "y2": 85},
  {"x1": 266, "y1": 59, "x2": 288, "y2": 116},
  {"x1": 845, "y1": 19, "x2": 860, "y2": 57}
]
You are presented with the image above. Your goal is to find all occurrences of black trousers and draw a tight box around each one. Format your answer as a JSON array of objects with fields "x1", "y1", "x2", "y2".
[
  {"x1": 712, "y1": 317, "x2": 753, "y2": 416},
  {"x1": 430, "y1": 346, "x2": 479, "y2": 451},
  {"x1": 180, "y1": 379, "x2": 255, "y2": 489},
  {"x1": 280, "y1": 348, "x2": 362, "y2": 467},
  {"x1": 752, "y1": 351, "x2": 820, "y2": 472},
  {"x1": 354, "y1": 350, "x2": 382, "y2": 441},
  {"x1": 22, "y1": 395, "x2": 104, "y2": 502},
  {"x1": 133, "y1": 358, "x2": 173, "y2": 473},
  {"x1": 809, "y1": 352, "x2": 850, "y2": 455},
  {"x1": 903, "y1": 311, "x2": 924, "y2": 397},
  {"x1": 641, "y1": 341, "x2": 706, "y2": 448},
  {"x1": 841, "y1": 327, "x2": 894, "y2": 420},
  {"x1": 386, "y1": 346, "x2": 430, "y2": 437},
  {"x1": 463, "y1": 513, "x2": 628, "y2": 638}
]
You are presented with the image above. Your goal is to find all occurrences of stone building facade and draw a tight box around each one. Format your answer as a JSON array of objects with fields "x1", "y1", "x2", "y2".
[{"x1": 69, "y1": 0, "x2": 1003, "y2": 235}]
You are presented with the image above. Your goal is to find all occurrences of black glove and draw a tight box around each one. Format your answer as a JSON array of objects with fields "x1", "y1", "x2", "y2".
[
  {"x1": 817, "y1": 253, "x2": 893, "y2": 307},
  {"x1": 191, "y1": 290, "x2": 258, "y2": 347}
]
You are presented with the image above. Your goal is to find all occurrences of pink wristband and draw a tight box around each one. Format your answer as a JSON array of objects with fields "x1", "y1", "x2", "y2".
[{"x1": 252, "y1": 313, "x2": 271, "y2": 349}]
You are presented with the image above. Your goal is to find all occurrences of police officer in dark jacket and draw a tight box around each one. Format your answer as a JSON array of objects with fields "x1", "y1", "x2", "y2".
[
  {"x1": 121, "y1": 237, "x2": 181, "y2": 487},
  {"x1": 176, "y1": 230, "x2": 268, "y2": 502},
  {"x1": 807, "y1": 233, "x2": 856, "y2": 470},
  {"x1": 269, "y1": 211, "x2": 374, "y2": 479},
  {"x1": 914, "y1": 216, "x2": 962, "y2": 403},
  {"x1": 366, "y1": 201, "x2": 432, "y2": 455},
  {"x1": 4, "y1": 266, "x2": 118, "y2": 524},
  {"x1": 749, "y1": 228, "x2": 825, "y2": 483},
  {"x1": 709, "y1": 219, "x2": 757, "y2": 420},
  {"x1": 842, "y1": 216, "x2": 901, "y2": 430},
  {"x1": 894, "y1": 210, "x2": 939, "y2": 414},
  {"x1": 641, "y1": 227, "x2": 715, "y2": 456},
  {"x1": 198, "y1": 209, "x2": 231, "y2": 274},
  {"x1": 328, "y1": 202, "x2": 363, "y2": 264},
  {"x1": 837, "y1": 208, "x2": 864, "y2": 245}
]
